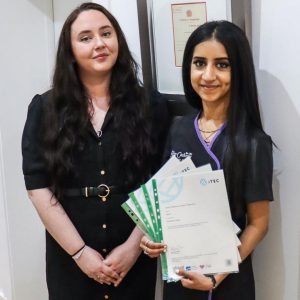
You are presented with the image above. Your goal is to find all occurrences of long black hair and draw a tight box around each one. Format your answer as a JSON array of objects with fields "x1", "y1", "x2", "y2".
[
  {"x1": 182, "y1": 21, "x2": 269, "y2": 217},
  {"x1": 43, "y1": 2, "x2": 152, "y2": 197}
]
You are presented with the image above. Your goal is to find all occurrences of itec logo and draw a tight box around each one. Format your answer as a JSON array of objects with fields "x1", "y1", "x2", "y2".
[{"x1": 200, "y1": 178, "x2": 220, "y2": 186}]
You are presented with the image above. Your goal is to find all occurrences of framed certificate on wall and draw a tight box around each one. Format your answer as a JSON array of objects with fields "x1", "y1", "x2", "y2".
[
  {"x1": 151, "y1": 0, "x2": 231, "y2": 94},
  {"x1": 171, "y1": 2, "x2": 207, "y2": 67}
]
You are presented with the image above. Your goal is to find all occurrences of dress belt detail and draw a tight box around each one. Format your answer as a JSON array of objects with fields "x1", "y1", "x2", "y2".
[{"x1": 62, "y1": 184, "x2": 129, "y2": 200}]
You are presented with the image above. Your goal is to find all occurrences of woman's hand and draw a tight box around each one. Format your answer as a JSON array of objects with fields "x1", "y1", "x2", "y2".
[
  {"x1": 177, "y1": 270, "x2": 214, "y2": 291},
  {"x1": 140, "y1": 235, "x2": 167, "y2": 258},
  {"x1": 75, "y1": 246, "x2": 120, "y2": 285},
  {"x1": 103, "y1": 240, "x2": 142, "y2": 287}
]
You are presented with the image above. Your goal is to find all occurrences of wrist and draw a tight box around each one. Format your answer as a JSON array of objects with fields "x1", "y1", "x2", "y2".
[
  {"x1": 126, "y1": 239, "x2": 142, "y2": 255},
  {"x1": 126, "y1": 234, "x2": 143, "y2": 250},
  {"x1": 206, "y1": 275, "x2": 217, "y2": 290},
  {"x1": 71, "y1": 244, "x2": 86, "y2": 260},
  {"x1": 126, "y1": 226, "x2": 144, "y2": 246}
]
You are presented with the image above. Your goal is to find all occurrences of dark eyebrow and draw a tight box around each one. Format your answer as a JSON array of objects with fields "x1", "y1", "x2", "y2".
[
  {"x1": 78, "y1": 25, "x2": 112, "y2": 35},
  {"x1": 78, "y1": 30, "x2": 91, "y2": 35},
  {"x1": 215, "y1": 57, "x2": 229, "y2": 61},
  {"x1": 192, "y1": 56, "x2": 229, "y2": 60},
  {"x1": 192, "y1": 56, "x2": 206, "y2": 62}
]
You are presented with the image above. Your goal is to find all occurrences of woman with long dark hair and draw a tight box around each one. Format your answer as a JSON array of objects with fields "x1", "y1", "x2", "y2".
[
  {"x1": 22, "y1": 2, "x2": 167, "y2": 299},
  {"x1": 140, "y1": 20, "x2": 273, "y2": 300}
]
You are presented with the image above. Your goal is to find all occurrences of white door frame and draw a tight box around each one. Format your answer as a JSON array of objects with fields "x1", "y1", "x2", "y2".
[{"x1": 0, "y1": 130, "x2": 13, "y2": 300}]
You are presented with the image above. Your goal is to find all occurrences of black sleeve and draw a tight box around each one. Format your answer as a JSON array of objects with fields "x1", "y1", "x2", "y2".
[
  {"x1": 22, "y1": 94, "x2": 51, "y2": 190},
  {"x1": 244, "y1": 133, "x2": 274, "y2": 203}
]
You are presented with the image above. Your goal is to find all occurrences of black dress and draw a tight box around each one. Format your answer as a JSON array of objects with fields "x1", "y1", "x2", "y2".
[
  {"x1": 22, "y1": 91, "x2": 170, "y2": 300},
  {"x1": 163, "y1": 113, "x2": 274, "y2": 300}
]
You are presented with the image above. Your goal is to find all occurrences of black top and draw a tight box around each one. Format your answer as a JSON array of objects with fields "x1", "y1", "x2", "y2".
[
  {"x1": 22, "y1": 90, "x2": 170, "y2": 300},
  {"x1": 163, "y1": 113, "x2": 273, "y2": 300}
]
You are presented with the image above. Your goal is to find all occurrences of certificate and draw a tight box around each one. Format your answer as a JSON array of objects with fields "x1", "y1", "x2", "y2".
[
  {"x1": 122, "y1": 159, "x2": 240, "y2": 281},
  {"x1": 123, "y1": 156, "x2": 196, "y2": 240},
  {"x1": 155, "y1": 170, "x2": 239, "y2": 279},
  {"x1": 171, "y1": 2, "x2": 207, "y2": 66},
  {"x1": 122, "y1": 156, "x2": 181, "y2": 241}
]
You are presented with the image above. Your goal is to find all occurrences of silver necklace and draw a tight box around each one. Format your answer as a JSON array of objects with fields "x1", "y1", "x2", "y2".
[
  {"x1": 198, "y1": 128, "x2": 219, "y2": 134},
  {"x1": 198, "y1": 119, "x2": 223, "y2": 145}
]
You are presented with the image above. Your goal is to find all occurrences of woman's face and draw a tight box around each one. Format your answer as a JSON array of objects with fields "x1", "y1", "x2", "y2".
[
  {"x1": 71, "y1": 9, "x2": 119, "y2": 80},
  {"x1": 190, "y1": 39, "x2": 231, "y2": 106}
]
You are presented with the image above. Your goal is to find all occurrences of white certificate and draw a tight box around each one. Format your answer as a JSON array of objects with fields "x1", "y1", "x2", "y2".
[
  {"x1": 127, "y1": 156, "x2": 196, "y2": 240},
  {"x1": 124, "y1": 156, "x2": 182, "y2": 239},
  {"x1": 155, "y1": 169, "x2": 239, "y2": 279},
  {"x1": 171, "y1": 2, "x2": 207, "y2": 66}
]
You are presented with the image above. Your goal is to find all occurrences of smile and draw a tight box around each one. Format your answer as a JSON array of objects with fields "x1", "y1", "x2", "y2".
[
  {"x1": 93, "y1": 53, "x2": 109, "y2": 60},
  {"x1": 200, "y1": 84, "x2": 220, "y2": 89}
]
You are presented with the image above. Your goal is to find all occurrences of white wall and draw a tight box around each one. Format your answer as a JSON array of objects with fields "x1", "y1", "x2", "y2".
[
  {"x1": 0, "y1": 132, "x2": 12, "y2": 300},
  {"x1": 0, "y1": 0, "x2": 54, "y2": 299},
  {"x1": 251, "y1": 1, "x2": 300, "y2": 300}
]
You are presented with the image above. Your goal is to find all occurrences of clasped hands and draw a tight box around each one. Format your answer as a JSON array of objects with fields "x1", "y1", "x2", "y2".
[
  {"x1": 140, "y1": 236, "x2": 216, "y2": 291},
  {"x1": 75, "y1": 242, "x2": 141, "y2": 287}
]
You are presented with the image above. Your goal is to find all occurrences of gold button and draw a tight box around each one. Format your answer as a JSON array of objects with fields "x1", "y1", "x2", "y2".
[
  {"x1": 100, "y1": 170, "x2": 105, "y2": 175},
  {"x1": 102, "y1": 248, "x2": 107, "y2": 253},
  {"x1": 102, "y1": 224, "x2": 107, "y2": 229},
  {"x1": 98, "y1": 141, "x2": 101, "y2": 146},
  {"x1": 104, "y1": 295, "x2": 109, "y2": 299}
]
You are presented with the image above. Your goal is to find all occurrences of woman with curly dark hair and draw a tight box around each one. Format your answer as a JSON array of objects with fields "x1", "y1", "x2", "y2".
[
  {"x1": 22, "y1": 3, "x2": 167, "y2": 299},
  {"x1": 141, "y1": 20, "x2": 273, "y2": 300}
]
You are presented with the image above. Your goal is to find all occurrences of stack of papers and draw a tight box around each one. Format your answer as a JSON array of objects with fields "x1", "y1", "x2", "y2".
[{"x1": 122, "y1": 156, "x2": 241, "y2": 281}]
